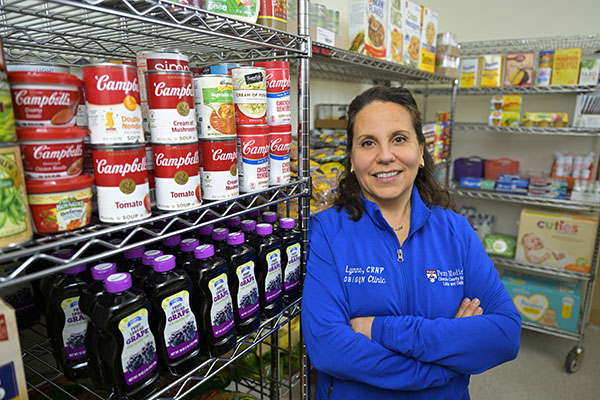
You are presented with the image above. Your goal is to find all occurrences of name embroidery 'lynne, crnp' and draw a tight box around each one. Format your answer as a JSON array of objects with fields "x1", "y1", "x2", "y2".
[
  {"x1": 426, "y1": 268, "x2": 464, "y2": 286},
  {"x1": 342, "y1": 265, "x2": 386, "y2": 285}
]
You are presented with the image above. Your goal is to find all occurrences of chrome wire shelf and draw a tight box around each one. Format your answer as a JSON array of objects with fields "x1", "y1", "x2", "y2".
[
  {"x1": 0, "y1": 178, "x2": 310, "y2": 289},
  {"x1": 0, "y1": 0, "x2": 307, "y2": 66},
  {"x1": 521, "y1": 321, "x2": 581, "y2": 342},
  {"x1": 454, "y1": 122, "x2": 600, "y2": 137},
  {"x1": 459, "y1": 34, "x2": 600, "y2": 57},
  {"x1": 492, "y1": 256, "x2": 591, "y2": 281},
  {"x1": 411, "y1": 85, "x2": 598, "y2": 96}
]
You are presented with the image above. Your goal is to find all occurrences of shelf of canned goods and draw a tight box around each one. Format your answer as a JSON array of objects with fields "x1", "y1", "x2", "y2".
[
  {"x1": 458, "y1": 34, "x2": 600, "y2": 57},
  {"x1": 454, "y1": 122, "x2": 600, "y2": 137}
]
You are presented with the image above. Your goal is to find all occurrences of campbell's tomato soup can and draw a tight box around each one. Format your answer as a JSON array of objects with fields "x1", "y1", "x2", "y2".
[
  {"x1": 17, "y1": 127, "x2": 86, "y2": 180},
  {"x1": 193, "y1": 74, "x2": 236, "y2": 138},
  {"x1": 81, "y1": 63, "x2": 144, "y2": 145},
  {"x1": 8, "y1": 71, "x2": 81, "y2": 127},
  {"x1": 237, "y1": 125, "x2": 269, "y2": 193},
  {"x1": 92, "y1": 144, "x2": 151, "y2": 223},
  {"x1": 145, "y1": 70, "x2": 196, "y2": 144},
  {"x1": 152, "y1": 143, "x2": 201, "y2": 210},
  {"x1": 254, "y1": 61, "x2": 291, "y2": 126},
  {"x1": 198, "y1": 138, "x2": 238, "y2": 200},
  {"x1": 231, "y1": 66, "x2": 267, "y2": 125},
  {"x1": 268, "y1": 124, "x2": 292, "y2": 185}
]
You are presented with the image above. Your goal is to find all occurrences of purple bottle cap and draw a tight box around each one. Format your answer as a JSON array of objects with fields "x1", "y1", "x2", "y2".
[
  {"x1": 198, "y1": 224, "x2": 214, "y2": 236},
  {"x1": 52, "y1": 248, "x2": 75, "y2": 259},
  {"x1": 241, "y1": 219, "x2": 256, "y2": 232},
  {"x1": 105, "y1": 272, "x2": 132, "y2": 293},
  {"x1": 124, "y1": 246, "x2": 145, "y2": 260},
  {"x1": 109, "y1": 238, "x2": 121, "y2": 245},
  {"x1": 256, "y1": 223, "x2": 273, "y2": 236},
  {"x1": 279, "y1": 217, "x2": 295, "y2": 229},
  {"x1": 194, "y1": 244, "x2": 215, "y2": 259},
  {"x1": 142, "y1": 249, "x2": 163, "y2": 266},
  {"x1": 91, "y1": 262, "x2": 117, "y2": 281},
  {"x1": 226, "y1": 232, "x2": 245, "y2": 245},
  {"x1": 247, "y1": 209, "x2": 261, "y2": 219},
  {"x1": 163, "y1": 235, "x2": 181, "y2": 247},
  {"x1": 262, "y1": 211, "x2": 278, "y2": 223},
  {"x1": 181, "y1": 238, "x2": 200, "y2": 253},
  {"x1": 212, "y1": 227, "x2": 229, "y2": 241},
  {"x1": 64, "y1": 264, "x2": 87, "y2": 275},
  {"x1": 153, "y1": 254, "x2": 176, "y2": 272},
  {"x1": 225, "y1": 216, "x2": 241, "y2": 227}
]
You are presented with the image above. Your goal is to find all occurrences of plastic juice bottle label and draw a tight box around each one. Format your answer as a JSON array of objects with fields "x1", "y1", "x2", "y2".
[
  {"x1": 61, "y1": 296, "x2": 87, "y2": 360},
  {"x1": 208, "y1": 273, "x2": 235, "y2": 338},
  {"x1": 161, "y1": 290, "x2": 199, "y2": 359},
  {"x1": 236, "y1": 261, "x2": 259, "y2": 319},
  {"x1": 265, "y1": 249, "x2": 282, "y2": 302},
  {"x1": 284, "y1": 243, "x2": 301, "y2": 291},
  {"x1": 119, "y1": 308, "x2": 158, "y2": 385}
]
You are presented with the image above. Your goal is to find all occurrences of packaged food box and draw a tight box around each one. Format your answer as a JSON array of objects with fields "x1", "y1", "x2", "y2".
[
  {"x1": 502, "y1": 272, "x2": 581, "y2": 332},
  {"x1": 522, "y1": 112, "x2": 568, "y2": 128},
  {"x1": 490, "y1": 94, "x2": 522, "y2": 112},
  {"x1": 578, "y1": 59, "x2": 600, "y2": 85},
  {"x1": 348, "y1": 0, "x2": 388, "y2": 59},
  {"x1": 535, "y1": 50, "x2": 554, "y2": 86},
  {"x1": 401, "y1": 0, "x2": 422, "y2": 68},
  {"x1": 459, "y1": 58, "x2": 479, "y2": 88},
  {"x1": 489, "y1": 111, "x2": 502, "y2": 127},
  {"x1": 0, "y1": 298, "x2": 29, "y2": 400},
  {"x1": 484, "y1": 234, "x2": 516, "y2": 258},
  {"x1": 419, "y1": 6, "x2": 438, "y2": 73},
  {"x1": 504, "y1": 52, "x2": 535, "y2": 86},
  {"x1": 500, "y1": 111, "x2": 520, "y2": 127},
  {"x1": 551, "y1": 48, "x2": 582, "y2": 85},
  {"x1": 480, "y1": 55, "x2": 503, "y2": 87},
  {"x1": 386, "y1": 0, "x2": 403, "y2": 63}
]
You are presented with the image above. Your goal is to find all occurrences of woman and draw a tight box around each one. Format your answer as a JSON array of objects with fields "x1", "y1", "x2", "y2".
[{"x1": 302, "y1": 86, "x2": 521, "y2": 399}]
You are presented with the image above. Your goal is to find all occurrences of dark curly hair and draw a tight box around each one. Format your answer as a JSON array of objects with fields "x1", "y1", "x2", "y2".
[{"x1": 333, "y1": 86, "x2": 450, "y2": 221}]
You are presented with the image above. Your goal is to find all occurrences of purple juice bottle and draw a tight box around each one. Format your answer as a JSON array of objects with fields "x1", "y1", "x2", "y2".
[
  {"x1": 162, "y1": 234, "x2": 181, "y2": 254},
  {"x1": 119, "y1": 246, "x2": 146, "y2": 275},
  {"x1": 251, "y1": 223, "x2": 283, "y2": 319},
  {"x1": 278, "y1": 218, "x2": 302, "y2": 305},
  {"x1": 261, "y1": 211, "x2": 280, "y2": 236},
  {"x1": 241, "y1": 219, "x2": 257, "y2": 244},
  {"x1": 131, "y1": 249, "x2": 163, "y2": 289},
  {"x1": 224, "y1": 216, "x2": 242, "y2": 232},
  {"x1": 197, "y1": 224, "x2": 214, "y2": 245},
  {"x1": 211, "y1": 227, "x2": 230, "y2": 257},
  {"x1": 179, "y1": 238, "x2": 200, "y2": 269}
]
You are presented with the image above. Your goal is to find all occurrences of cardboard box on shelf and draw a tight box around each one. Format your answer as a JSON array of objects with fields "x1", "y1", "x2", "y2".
[
  {"x1": 0, "y1": 298, "x2": 29, "y2": 400},
  {"x1": 579, "y1": 59, "x2": 600, "y2": 85},
  {"x1": 386, "y1": 0, "x2": 403, "y2": 63},
  {"x1": 480, "y1": 55, "x2": 504, "y2": 87},
  {"x1": 401, "y1": 0, "x2": 421, "y2": 68},
  {"x1": 419, "y1": 6, "x2": 438, "y2": 73},
  {"x1": 551, "y1": 48, "x2": 582, "y2": 85},
  {"x1": 348, "y1": 0, "x2": 388, "y2": 59},
  {"x1": 459, "y1": 58, "x2": 479, "y2": 88},
  {"x1": 504, "y1": 52, "x2": 535, "y2": 86}
]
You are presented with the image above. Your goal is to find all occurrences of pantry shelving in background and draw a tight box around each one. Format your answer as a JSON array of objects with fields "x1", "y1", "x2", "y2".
[{"x1": 453, "y1": 122, "x2": 600, "y2": 137}]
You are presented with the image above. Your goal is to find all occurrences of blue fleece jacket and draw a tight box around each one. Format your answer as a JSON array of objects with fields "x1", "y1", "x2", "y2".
[{"x1": 301, "y1": 186, "x2": 521, "y2": 399}]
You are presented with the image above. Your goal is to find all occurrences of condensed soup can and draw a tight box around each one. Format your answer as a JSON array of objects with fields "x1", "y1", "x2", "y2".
[
  {"x1": 145, "y1": 70, "x2": 196, "y2": 144},
  {"x1": 145, "y1": 51, "x2": 190, "y2": 72},
  {"x1": 202, "y1": 63, "x2": 241, "y2": 75},
  {"x1": 6, "y1": 62, "x2": 71, "y2": 74},
  {"x1": 193, "y1": 74, "x2": 236, "y2": 138},
  {"x1": 198, "y1": 138, "x2": 238, "y2": 200},
  {"x1": 231, "y1": 66, "x2": 267, "y2": 125},
  {"x1": 237, "y1": 125, "x2": 269, "y2": 193},
  {"x1": 255, "y1": 61, "x2": 291, "y2": 126},
  {"x1": 152, "y1": 143, "x2": 201, "y2": 211},
  {"x1": 82, "y1": 63, "x2": 144, "y2": 144},
  {"x1": 92, "y1": 144, "x2": 151, "y2": 223},
  {"x1": 268, "y1": 124, "x2": 291, "y2": 185}
]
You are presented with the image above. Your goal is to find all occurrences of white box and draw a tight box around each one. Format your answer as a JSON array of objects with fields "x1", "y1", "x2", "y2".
[
  {"x1": 419, "y1": 6, "x2": 438, "y2": 73},
  {"x1": 348, "y1": 0, "x2": 388, "y2": 59},
  {"x1": 401, "y1": 0, "x2": 421, "y2": 68},
  {"x1": 386, "y1": 0, "x2": 403, "y2": 63},
  {"x1": 579, "y1": 59, "x2": 600, "y2": 85}
]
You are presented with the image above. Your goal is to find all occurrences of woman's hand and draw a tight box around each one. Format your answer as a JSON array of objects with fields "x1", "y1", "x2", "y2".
[
  {"x1": 455, "y1": 298, "x2": 484, "y2": 318},
  {"x1": 350, "y1": 316, "x2": 375, "y2": 340}
]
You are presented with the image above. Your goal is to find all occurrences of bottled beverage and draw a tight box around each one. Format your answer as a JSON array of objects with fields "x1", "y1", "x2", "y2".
[
  {"x1": 145, "y1": 255, "x2": 201, "y2": 378},
  {"x1": 79, "y1": 262, "x2": 117, "y2": 389},
  {"x1": 211, "y1": 227, "x2": 230, "y2": 256},
  {"x1": 118, "y1": 246, "x2": 146, "y2": 275},
  {"x1": 221, "y1": 232, "x2": 260, "y2": 336},
  {"x1": 241, "y1": 219, "x2": 258, "y2": 244},
  {"x1": 131, "y1": 250, "x2": 163, "y2": 288},
  {"x1": 247, "y1": 209, "x2": 261, "y2": 220},
  {"x1": 178, "y1": 238, "x2": 200, "y2": 269},
  {"x1": 40, "y1": 248, "x2": 75, "y2": 305},
  {"x1": 224, "y1": 216, "x2": 242, "y2": 232},
  {"x1": 186, "y1": 244, "x2": 236, "y2": 357},
  {"x1": 251, "y1": 223, "x2": 283, "y2": 319},
  {"x1": 162, "y1": 234, "x2": 181, "y2": 254},
  {"x1": 108, "y1": 238, "x2": 126, "y2": 266},
  {"x1": 197, "y1": 224, "x2": 214, "y2": 245},
  {"x1": 261, "y1": 211, "x2": 280, "y2": 236},
  {"x1": 46, "y1": 263, "x2": 90, "y2": 380},
  {"x1": 94, "y1": 273, "x2": 160, "y2": 399},
  {"x1": 278, "y1": 218, "x2": 302, "y2": 304}
]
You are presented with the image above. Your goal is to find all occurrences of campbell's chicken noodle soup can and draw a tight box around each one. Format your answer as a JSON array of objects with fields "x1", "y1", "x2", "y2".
[
  {"x1": 145, "y1": 70, "x2": 196, "y2": 144},
  {"x1": 198, "y1": 138, "x2": 238, "y2": 200},
  {"x1": 92, "y1": 144, "x2": 151, "y2": 223},
  {"x1": 236, "y1": 125, "x2": 269, "y2": 193},
  {"x1": 152, "y1": 143, "x2": 201, "y2": 211},
  {"x1": 231, "y1": 66, "x2": 267, "y2": 125},
  {"x1": 268, "y1": 124, "x2": 292, "y2": 185},
  {"x1": 254, "y1": 61, "x2": 291, "y2": 126},
  {"x1": 193, "y1": 74, "x2": 236, "y2": 138},
  {"x1": 0, "y1": 38, "x2": 16, "y2": 142}
]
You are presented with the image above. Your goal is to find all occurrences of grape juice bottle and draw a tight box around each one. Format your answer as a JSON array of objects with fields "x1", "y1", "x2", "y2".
[
  {"x1": 278, "y1": 218, "x2": 302, "y2": 305},
  {"x1": 145, "y1": 255, "x2": 201, "y2": 378},
  {"x1": 251, "y1": 224, "x2": 283, "y2": 319},
  {"x1": 186, "y1": 244, "x2": 236, "y2": 357},
  {"x1": 46, "y1": 264, "x2": 90, "y2": 380},
  {"x1": 241, "y1": 219, "x2": 257, "y2": 244},
  {"x1": 197, "y1": 224, "x2": 214, "y2": 245},
  {"x1": 40, "y1": 248, "x2": 75, "y2": 305},
  {"x1": 224, "y1": 216, "x2": 242, "y2": 232},
  {"x1": 118, "y1": 246, "x2": 146, "y2": 276},
  {"x1": 79, "y1": 262, "x2": 117, "y2": 389},
  {"x1": 131, "y1": 250, "x2": 163, "y2": 289},
  {"x1": 261, "y1": 211, "x2": 280, "y2": 236},
  {"x1": 221, "y1": 232, "x2": 260, "y2": 336},
  {"x1": 211, "y1": 227, "x2": 229, "y2": 257},
  {"x1": 108, "y1": 238, "x2": 126, "y2": 266},
  {"x1": 162, "y1": 235, "x2": 181, "y2": 254}
]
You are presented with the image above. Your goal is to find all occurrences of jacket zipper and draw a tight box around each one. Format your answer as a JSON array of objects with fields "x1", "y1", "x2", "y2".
[
  {"x1": 392, "y1": 228, "x2": 410, "y2": 312},
  {"x1": 327, "y1": 376, "x2": 334, "y2": 397}
]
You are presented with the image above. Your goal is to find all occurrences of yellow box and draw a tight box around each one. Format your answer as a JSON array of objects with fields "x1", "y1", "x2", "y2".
[
  {"x1": 480, "y1": 55, "x2": 504, "y2": 87},
  {"x1": 551, "y1": 48, "x2": 582, "y2": 85},
  {"x1": 419, "y1": 6, "x2": 438, "y2": 73},
  {"x1": 460, "y1": 58, "x2": 479, "y2": 88}
]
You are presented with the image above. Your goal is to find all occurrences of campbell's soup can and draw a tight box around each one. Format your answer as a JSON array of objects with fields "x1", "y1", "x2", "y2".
[
  {"x1": 145, "y1": 143, "x2": 154, "y2": 170},
  {"x1": 92, "y1": 144, "x2": 151, "y2": 223},
  {"x1": 7, "y1": 63, "x2": 71, "y2": 74},
  {"x1": 193, "y1": 74, "x2": 236, "y2": 138},
  {"x1": 268, "y1": 124, "x2": 291, "y2": 185},
  {"x1": 199, "y1": 138, "x2": 238, "y2": 200},
  {"x1": 231, "y1": 66, "x2": 267, "y2": 125},
  {"x1": 202, "y1": 64, "x2": 241, "y2": 75},
  {"x1": 82, "y1": 63, "x2": 144, "y2": 145},
  {"x1": 146, "y1": 51, "x2": 190, "y2": 72},
  {"x1": 145, "y1": 70, "x2": 196, "y2": 144},
  {"x1": 237, "y1": 125, "x2": 269, "y2": 193},
  {"x1": 152, "y1": 143, "x2": 201, "y2": 211},
  {"x1": 255, "y1": 61, "x2": 291, "y2": 126}
]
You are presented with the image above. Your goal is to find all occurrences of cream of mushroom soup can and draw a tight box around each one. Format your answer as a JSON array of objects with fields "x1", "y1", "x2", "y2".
[
  {"x1": 198, "y1": 138, "x2": 238, "y2": 201},
  {"x1": 193, "y1": 74, "x2": 236, "y2": 138},
  {"x1": 231, "y1": 66, "x2": 267, "y2": 125},
  {"x1": 237, "y1": 125, "x2": 269, "y2": 193}
]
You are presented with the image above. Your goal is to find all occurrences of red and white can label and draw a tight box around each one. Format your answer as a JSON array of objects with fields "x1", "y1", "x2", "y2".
[
  {"x1": 232, "y1": 67, "x2": 267, "y2": 125},
  {"x1": 268, "y1": 125, "x2": 292, "y2": 185},
  {"x1": 146, "y1": 71, "x2": 197, "y2": 144},
  {"x1": 82, "y1": 64, "x2": 144, "y2": 144},
  {"x1": 237, "y1": 133, "x2": 269, "y2": 193},
  {"x1": 11, "y1": 83, "x2": 80, "y2": 127},
  {"x1": 92, "y1": 146, "x2": 151, "y2": 223},
  {"x1": 152, "y1": 143, "x2": 201, "y2": 211},
  {"x1": 256, "y1": 61, "x2": 291, "y2": 125},
  {"x1": 199, "y1": 139, "x2": 239, "y2": 200},
  {"x1": 20, "y1": 141, "x2": 84, "y2": 179},
  {"x1": 146, "y1": 52, "x2": 190, "y2": 72}
]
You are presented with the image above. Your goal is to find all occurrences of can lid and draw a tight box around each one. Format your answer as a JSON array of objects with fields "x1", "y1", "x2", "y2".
[
  {"x1": 247, "y1": 209, "x2": 260, "y2": 219},
  {"x1": 82, "y1": 62, "x2": 137, "y2": 71},
  {"x1": 162, "y1": 234, "x2": 181, "y2": 247},
  {"x1": 144, "y1": 70, "x2": 192, "y2": 76},
  {"x1": 279, "y1": 217, "x2": 295, "y2": 229},
  {"x1": 7, "y1": 70, "x2": 82, "y2": 86},
  {"x1": 52, "y1": 248, "x2": 75, "y2": 259},
  {"x1": 17, "y1": 126, "x2": 88, "y2": 141},
  {"x1": 153, "y1": 254, "x2": 176, "y2": 272},
  {"x1": 64, "y1": 264, "x2": 86, "y2": 275},
  {"x1": 211, "y1": 227, "x2": 229, "y2": 241},
  {"x1": 142, "y1": 249, "x2": 163, "y2": 266},
  {"x1": 269, "y1": 124, "x2": 292, "y2": 134},
  {"x1": 256, "y1": 223, "x2": 273, "y2": 236},
  {"x1": 241, "y1": 219, "x2": 256, "y2": 232},
  {"x1": 225, "y1": 216, "x2": 241, "y2": 227},
  {"x1": 180, "y1": 238, "x2": 199, "y2": 252},
  {"x1": 226, "y1": 231, "x2": 245, "y2": 245},
  {"x1": 124, "y1": 246, "x2": 145, "y2": 260},
  {"x1": 26, "y1": 174, "x2": 94, "y2": 194},
  {"x1": 194, "y1": 244, "x2": 214, "y2": 259},
  {"x1": 91, "y1": 262, "x2": 117, "y2": 281},
  {"x1": 198, "y1": 224, "x2": 214, "y2": 236},
  {"x1": 262, "y1": 211, "x2": 278, "y2": 223},
  {"x1": 254, "y1": 60, "x2": 290, "y2": 69},
  {"x1": 105, "y1": 272, "x2": 132, "y2": 293}
]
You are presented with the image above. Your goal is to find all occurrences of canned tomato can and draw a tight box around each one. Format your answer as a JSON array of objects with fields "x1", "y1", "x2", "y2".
[
  {"x1": 0, "y1": 39, "x2": 16, "y2": 142},
  {"x1": 268, "y1": 124, "x2": 291, "y2": 185},
  {"x1": 0, "y1": 143, "x2": 33, "y2": 248},
  {"x1": 202, "y1": 63, "x2": 241, "y2": 75},
  {"x1": 92, "y1": 144, "x2": 151, "y2": 223},
  {"x1": 145, "y1": 70, "x2": 196, "y2": 144},
  {"x1": 152, "y1": 142, "x2": 201, "y2": 211},
  {"x1": 254, "y1": 61, "x2": 291, "y2": 126},
  {"x1": 193, "y1": 74, "x2": 236, "y2": 138},
  {"x1": 81, "y1": 63, "x2": 144, "y2": 145},
  {"x1": 237, "y1": 125, "x2": 269, "y2": 193},
  {"x1": 198, "y1": 138, "x2": 238, "y2": 200},
  {"x1": 231, "y1": 66, "x2": 267, "y2": 125}
]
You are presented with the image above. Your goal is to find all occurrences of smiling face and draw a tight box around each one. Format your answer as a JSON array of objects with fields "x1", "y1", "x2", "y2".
[
  {"x1": 350, "y1": 101, "x2": 424, "y2": 208},
  {"x1": 523, "y1": 233, "x2": 544, "y2": 250}
]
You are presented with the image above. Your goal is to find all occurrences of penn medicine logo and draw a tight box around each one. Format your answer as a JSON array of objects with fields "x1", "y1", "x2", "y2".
[{"x1": 426, "y1": 270, "x2": 437, "y2": 283}]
